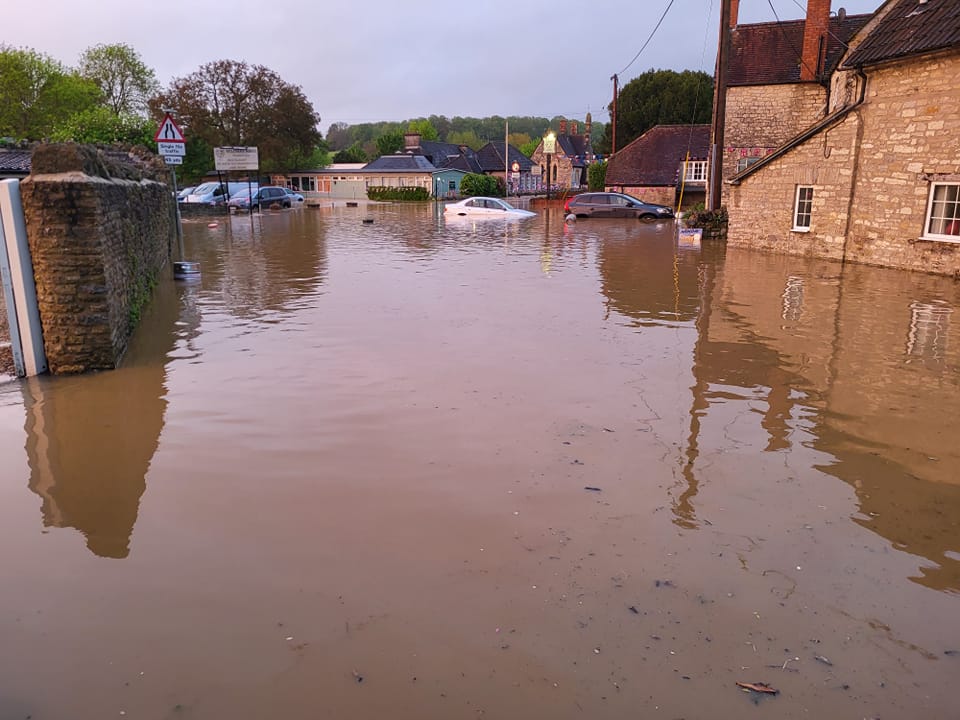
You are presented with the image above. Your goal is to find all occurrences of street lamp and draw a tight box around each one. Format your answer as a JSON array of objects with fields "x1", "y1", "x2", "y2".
[{"x1": 544, "y1": 130, "x2": 556, "y2": 201}]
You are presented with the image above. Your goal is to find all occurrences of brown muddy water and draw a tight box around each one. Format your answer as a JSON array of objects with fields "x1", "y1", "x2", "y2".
[{"x1": 1, "y1": 203, "x2": 959, "y2": 719}]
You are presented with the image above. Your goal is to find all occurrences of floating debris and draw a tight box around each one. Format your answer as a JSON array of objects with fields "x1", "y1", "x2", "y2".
[
  {"x1": 736, "y1": 681, "x2": 779, "y2": 695},
  {"x1": 814, "y1": 654, "x2": 833, "y2": 666},
  {"x1": 584, "y1": 486, "x2": 602, "y2": 492}
]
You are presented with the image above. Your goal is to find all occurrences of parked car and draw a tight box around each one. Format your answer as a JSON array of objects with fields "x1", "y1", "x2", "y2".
[
  {"x1": 444, "y1": 196, "x2": 535, "y2": 218},
  {"x1": 564, "y1": 192, "x2": 674, "y2": 220},
  {"x1": 227, "y1": 186, "x2": 292, "y2": 210},
  {"x1": 176, "y1": 186, "x2": 195, "y2": 201},
  {"x1": 283, "y1": 188, "x2": 305, "y2": 205},
  {"x1": 183, "y1": 181, "x2": 258, "y2": 205}
]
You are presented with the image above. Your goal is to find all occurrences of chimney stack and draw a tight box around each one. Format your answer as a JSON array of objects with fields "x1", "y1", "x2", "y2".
[
  {"x1": 403, "y1": 133, "x2": 421, "y2": 152},
  {"x1": 730, "y1": 0, "x2": 740, "y2": 26},
  {"x1": 800, "y1": 0, "x2": 831, "y2": 81},
  {"x1": 559, "y1": 119, "x2": 568, "y2": 135}
]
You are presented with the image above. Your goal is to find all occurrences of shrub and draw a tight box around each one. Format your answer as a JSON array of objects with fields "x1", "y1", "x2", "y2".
[
  {"x1": 366, "y1": 186, "x2": 430, "y2": 202},
  {"x1": 460, "y1": 173, "x2": 503, "y2": 197},
  {"x1": 683, "y1": 203, "x2": 728, "y2": 228}
]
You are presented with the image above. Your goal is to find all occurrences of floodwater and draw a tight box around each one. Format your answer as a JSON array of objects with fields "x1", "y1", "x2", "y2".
[{"x1": 1, "y1": 202, "x2": 959, "y2": 719}]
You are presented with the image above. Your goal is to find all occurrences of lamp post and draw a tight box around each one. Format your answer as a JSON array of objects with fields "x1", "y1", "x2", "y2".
[{"x1": 544, "y1": 130, "x2": 556, "y2": 202}]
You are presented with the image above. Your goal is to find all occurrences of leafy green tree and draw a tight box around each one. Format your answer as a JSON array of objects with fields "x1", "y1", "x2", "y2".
[
  {"x1": 597, "y1": 69, "x2": 713, "y2": 155},
  {"x1": 376, "y1": 131, "x2": 404, "y2": 157},
  {"x1": 0, "y1": 45, "x2": 100, "y2": 140},
  {"x1": 51, "y1": 106, "x2": 153, "y2": 145},
  {"x1": 407, "y1": 118, "x2": 438, "y2": 141},
  {"x1": 151, "y1": 59, "x2": 321, "y2": 172},
  {"x1": 459, "y1": 173, "x2": 502, "y2": 197},
  {"x1": 326, "y1": 121, "x2": 352, "y2": 150},
  {"x1": 78, "y1": 43, "x2": 158, "y2": 116},
  {"x1": 447, "y1": 129, "x2": 481, "y2": 150},
  {"x1": 333, "y1": 142, "x2": 367, "y2": 163},
  {"x1": 519, "y1": 139, "x2": 539, "y2": 157},
  {"x1": 588, "y1": 160, "x2": 607, "y2": 191},
  {"x1": 284, "y1": 142, "x2": 330, "y2": 170}
]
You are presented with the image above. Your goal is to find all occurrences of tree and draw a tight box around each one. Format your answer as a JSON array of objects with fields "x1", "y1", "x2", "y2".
[
  {"x1": 597, "y1": 69, "x2": 713, "y2": 155},
  {"x1": 151, "y1": 59, "x2": 321, "y2": 172},
  {"x1": 588, "y1": 160, "x2": 607, "y2": 191},
  {"x1": 407, "y1": 118, "x2": 438, "y2": 141},
  {"x1": 333, "y1": 142, "x2": 367, "y2": 163},
  {"x1": 0, "y1": 45, "x2": 100, "y2": 140},
  {"x1": 447, "y1": 129, "x2": 481, "y2": 150},
  {"x1": 376, "y1": 131, "x2": 403, "y2": 157},
  {"x1": 51, "y1": 106, "x2": 153, "y2": 145},
  {"x1": 460, "y1": 173, "x2": 502, "y2": 197},
  {"x1": 326, "y1": 121, "x2": 352, "y2": 150},
  {"x1": 79, "y1": 43, "x2": 158, "y2": 116},
  {"x1": 519, "y1": 139, "x2": 539, "y2": 158}
]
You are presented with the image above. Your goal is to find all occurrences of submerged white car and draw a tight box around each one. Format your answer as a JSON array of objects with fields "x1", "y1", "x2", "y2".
[{"x1": 444, "y1": 197, "x2": 536, "y2": 218}]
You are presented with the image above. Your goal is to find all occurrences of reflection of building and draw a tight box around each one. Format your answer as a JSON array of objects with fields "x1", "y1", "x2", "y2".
[
  {"x1": 690, "y1": 250, "x2": 960, "y2": 591},
  {"x1": 22, "y1": 279, "x2": 184, "y2": 558}
]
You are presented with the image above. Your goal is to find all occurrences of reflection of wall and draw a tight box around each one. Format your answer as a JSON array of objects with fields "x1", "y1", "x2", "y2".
[
  {"x1": 701, "y1": 249, "x2": 960, "y2": 591},
  {"x1": 23, "y1": 279, "x2": 182, "y2": 558},
  {"x1": 597, "y1": 232, "x2": 716, "y2": 327}
]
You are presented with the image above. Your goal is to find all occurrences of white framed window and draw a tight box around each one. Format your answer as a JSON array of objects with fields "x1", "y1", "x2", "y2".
[
  {"x1": 683, "y1": 160, "x2": 708, "y2": 182},
  {"x1": 793, "y1": 185, "x2": 813, "y2": 231},
  {"x1": 923, "y1": 182, "x2": 960, "y2": 242}
]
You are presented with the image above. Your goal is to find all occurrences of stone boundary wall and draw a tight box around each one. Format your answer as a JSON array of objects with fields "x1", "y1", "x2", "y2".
[{"x1": 19, "y1": 144, "x2": 174, "y2": 373}]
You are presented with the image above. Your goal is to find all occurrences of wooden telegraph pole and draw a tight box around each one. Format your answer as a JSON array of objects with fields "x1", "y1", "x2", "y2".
[
  {"x1": 708, "y1": 0, "x2": 732, "y2": 211},
  {"x1": 610, "y1": 73, "x2": 619, "y2": 156}
]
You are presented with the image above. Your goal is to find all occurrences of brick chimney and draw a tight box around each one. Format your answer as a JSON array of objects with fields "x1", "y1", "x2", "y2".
[
  {"x1": 801, "y1": 0, "x2": 831, "y2": 81},
  {"x1": 403, "y1": 132, "x2": 421, "y2": 152},
  {"x1": 730, "y1": 0, "x2": 739, "y2": 26},
  {"x1": 559, "y1": 119, "x2": 568, "y2": 135}
]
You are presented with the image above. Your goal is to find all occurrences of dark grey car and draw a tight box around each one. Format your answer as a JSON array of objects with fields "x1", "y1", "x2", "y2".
[{"x1": 565, "y1": 192, "x2": 674, "y2": 220}]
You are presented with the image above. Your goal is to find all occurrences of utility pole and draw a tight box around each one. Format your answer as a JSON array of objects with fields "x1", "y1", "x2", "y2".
[
  {"x1": 708, "y1": 0, "x2": 732, "y2": 211},
  {"x1": 610, "y1": 73, "x2": 619, "y2": 156}
]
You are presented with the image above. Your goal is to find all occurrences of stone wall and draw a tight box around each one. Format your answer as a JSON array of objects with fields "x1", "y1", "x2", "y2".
[
  {"x1": 725, "y1": 111, "x2": 859, "y2": 260},
  {"x1": 605, "y1": 185, "x2": 677, "y2": 208},
  {"x1": 725, "y1": 51, "x2": 960, "y2": 277},
  {"x1": 19, "y1": 144, "x2": 174, "y2": 373},
  {"x1": 844, "y1": 53, "x2": 960, "y2": 275},
  {"x1": 723, "y1": 84, "x2": 827, "y2": 181}
]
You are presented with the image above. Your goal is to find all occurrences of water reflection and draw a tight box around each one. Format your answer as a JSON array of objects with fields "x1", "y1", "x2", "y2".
[
  {"x1": 687, "y1": 250, "x2": 960, "y2": 590},
  {"x1": 22, "y1": 279, "x2": 183, "y2": 558}
]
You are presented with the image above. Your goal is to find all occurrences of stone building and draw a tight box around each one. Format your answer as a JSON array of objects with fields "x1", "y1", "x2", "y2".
[
  {"x1": 530, "y1": 117, "x2": 595, "y2": 191},
  {"x1": 605, "y1": 124, "x2": 711, "y2": 208},
  {"x1": 721, "y1": 0, "x2": 870, "y2": 183},
  {"x1": 724, "y1": 0, "x2": 960, "y2": 276}
]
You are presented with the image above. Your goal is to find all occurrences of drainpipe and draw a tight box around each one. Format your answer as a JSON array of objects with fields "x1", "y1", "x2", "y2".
[{"x1": 840, "y1": 69, "x2": 869, "y2": 266}]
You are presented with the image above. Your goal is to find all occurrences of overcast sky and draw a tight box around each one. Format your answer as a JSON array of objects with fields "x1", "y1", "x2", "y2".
[{"x1": 4, "y1": 0, "x2": 881, "y2": 133}]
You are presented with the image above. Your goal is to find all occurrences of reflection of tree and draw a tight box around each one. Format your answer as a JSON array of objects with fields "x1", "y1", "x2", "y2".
[
  {"x1": 23, "y1": 279, "x2": 184, "y2": 558},
  {"x1": 189, "y1": 211, "x2": 328, "y2": 322}
]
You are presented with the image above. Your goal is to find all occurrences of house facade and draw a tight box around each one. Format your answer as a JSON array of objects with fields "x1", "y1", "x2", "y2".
[
  {"x1": 475, "y1": 142, "x2": 539, "y2": 194},
  {"x1": 721, "y1": 0, "x2": 870, "y2": 183},
  {"x1": 530, "y1": 117, "x2": 595, "y2": 191},
  {"x1": 605, "y1": 124, "x2": 711, "y2": 208},
  {"x1": 724, "y1": 0, "x2": 960, "y2": 276}
]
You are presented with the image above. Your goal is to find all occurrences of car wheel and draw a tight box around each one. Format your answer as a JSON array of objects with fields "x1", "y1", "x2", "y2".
[
  {"x1": 639, "y1": 214, "x2": 656, "y2": 220},
  {"x1": 283, "y1": 201, "x2": 291, "y2": 209}
]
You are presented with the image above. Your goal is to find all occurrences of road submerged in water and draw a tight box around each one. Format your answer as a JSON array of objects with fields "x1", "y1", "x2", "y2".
[{"x1": 1, "y1": 202, "x2": 958, "y2": 719}]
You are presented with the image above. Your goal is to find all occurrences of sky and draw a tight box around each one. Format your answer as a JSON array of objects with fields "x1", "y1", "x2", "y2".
[{"x1": 3, "y1": 0, "x2": 882, "y2": 133}]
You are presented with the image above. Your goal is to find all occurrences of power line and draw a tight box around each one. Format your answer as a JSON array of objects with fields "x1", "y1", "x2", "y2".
[
  {"x1": 766, "y1": 0, "x2": 818, "y2": 78},
  {"x1": 616, "y1": 0, "x2": 678, "y2": 77}
]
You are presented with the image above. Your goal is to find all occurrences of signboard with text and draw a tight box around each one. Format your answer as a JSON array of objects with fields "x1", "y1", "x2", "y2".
[
  {"x1": 214, "y1": 146, "x2": 259, "y2": 171},
  {"x1": 157, "y1": 141, "x2": 186, "y2": 157}
]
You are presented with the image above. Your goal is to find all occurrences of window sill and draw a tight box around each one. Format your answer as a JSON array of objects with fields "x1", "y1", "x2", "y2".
[
  {"x1": 791, "y1": 227, "x2": 811, "y2": 233},
  {"x1": 918, "y1": 235, "x2": 960, "y2": 244}
]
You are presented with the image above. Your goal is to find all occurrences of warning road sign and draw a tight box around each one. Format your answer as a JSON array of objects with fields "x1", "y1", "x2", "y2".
[{"x1": 154, "y1": 113, "x2": 185, "y2": 143}]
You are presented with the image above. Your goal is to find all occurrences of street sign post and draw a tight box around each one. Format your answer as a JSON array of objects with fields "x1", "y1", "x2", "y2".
[
  {"x1": 214, "y1": 147, "x2": 259, "y2": 171},
  {"x1": 155, "y1": 112, "x2": 187, "y2": 263}
]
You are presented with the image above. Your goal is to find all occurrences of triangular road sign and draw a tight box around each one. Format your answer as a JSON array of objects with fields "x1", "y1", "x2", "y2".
[{"x1": 154, "y1": 113, "x2": 185, "y2": 143}]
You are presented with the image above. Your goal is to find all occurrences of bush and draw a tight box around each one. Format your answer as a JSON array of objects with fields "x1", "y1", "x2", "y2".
[
  {"x1": 366, "y1": 186, "x2": 430, "y2": 202},
  {"x1": 683, "y1": 203, "x2": 728, "y2": 228},
  {"x1": 460, "y1": 173, "x2": 503, "y2": 197},
  {"x1": 587, "y1": 160, "x2": 607, "y2": 191}
]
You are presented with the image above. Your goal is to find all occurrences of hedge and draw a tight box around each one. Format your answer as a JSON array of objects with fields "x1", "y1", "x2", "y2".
[{"x1": 366, "y1": 186, "x2": 430, "y2": 201}]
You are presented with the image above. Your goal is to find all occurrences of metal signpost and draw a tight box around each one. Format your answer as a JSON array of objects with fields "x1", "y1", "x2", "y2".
[
  {"x1": 214, "y1": 147, "x2": 259, "y2": 213},
  {"x1": 155, "y1": 113, "x2": 197, "y2": 279}
]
